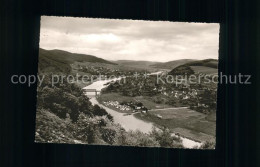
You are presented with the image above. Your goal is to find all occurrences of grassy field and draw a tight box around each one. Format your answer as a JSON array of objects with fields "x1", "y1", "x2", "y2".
[
  {"x1": 134, "y1": 110, "x2": 215, "y2": 142},
  {"x1": 205, "y1": 111, "x2": 217, "y2": 122},
  {"x1": 172, "y1": 127, "x2": 215, "y2": 142},
  {"x1": 190, "y1": 66, "x2": 218, "y2": 74},
  {"x1": 185, "y1": 120, "x2": 216, "y2": 136},
  {"x1": 149, "y1": 108, "x2": 205, "y2": 120}
]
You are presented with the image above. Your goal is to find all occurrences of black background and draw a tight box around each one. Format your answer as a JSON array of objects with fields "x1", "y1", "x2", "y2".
[{"x1": 1, "y1": 0, "x2": 259, "y2": 166}]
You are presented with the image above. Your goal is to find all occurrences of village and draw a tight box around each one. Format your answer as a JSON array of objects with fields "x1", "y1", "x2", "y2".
[
  {"x1": 74, "y1": 63, "x2": 140, "y2": 77},
  {"x1": 101, "y1": 72, "x2": 217, "y2": 115}
]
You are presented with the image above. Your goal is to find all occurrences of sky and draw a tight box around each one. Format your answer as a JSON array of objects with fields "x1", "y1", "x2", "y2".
[{"x1": 40, "y1": 16, "x2": 219, "y2": 62}]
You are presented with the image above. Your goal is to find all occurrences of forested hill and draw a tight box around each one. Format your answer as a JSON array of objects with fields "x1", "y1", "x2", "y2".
[
  {"x1": 168, "y1": 65, "x2": 195, "y2": 76},
  {"x1": 150, "y1": 59, "x2": 196, "y2": 69},
  {"x1": 38, "y1": 48, "x2": 116, "y2": 73},
  {"x1": 168, "y1": 59, "x2": 218, "y2": 75}
]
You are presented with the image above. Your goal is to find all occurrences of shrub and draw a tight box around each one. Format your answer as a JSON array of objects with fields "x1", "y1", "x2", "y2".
[{"x1": 200, "y1": 141, "x2": 215, "y2": 149}]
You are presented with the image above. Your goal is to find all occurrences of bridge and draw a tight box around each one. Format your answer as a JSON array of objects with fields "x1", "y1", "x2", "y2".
[{"x1": 84, "y1": 89, "x2": 101, "y2": 96}]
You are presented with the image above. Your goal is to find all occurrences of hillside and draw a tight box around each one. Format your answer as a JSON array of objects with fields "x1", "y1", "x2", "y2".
[
  {"x1": 190, "y1": 66, "x2": 218, "y2": 75},
  {"x1": 168, "y1": 65, "x2": 195, "y2": 76},
  {"x1": 167, "y1": 59, "x2": 218, "y2": 75},
  {"x1": 38, "y1": 48, "x2": 116, "y2": 73},
  {"x1": 184, "y1": 59, "x2": 218, "y2": 69},
  {"x1": 38, "y1": 50, "x2": 71, "y2": 73},
  {"x1": 150, "y1": 59, "x2": 196, "y2": 69},
  {"x1": 183, "y1": 59, "x2": 218, "y2": 74}
]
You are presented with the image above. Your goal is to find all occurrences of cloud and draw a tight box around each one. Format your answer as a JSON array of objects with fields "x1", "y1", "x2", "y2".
[{"x1": 40, "y1": 16, "x2": 219, "y2": 62}]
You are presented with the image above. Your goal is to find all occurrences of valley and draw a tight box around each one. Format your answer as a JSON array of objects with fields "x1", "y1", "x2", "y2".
[{"x1": 37, "y1": 48, "x2": 217, "y2": 148}]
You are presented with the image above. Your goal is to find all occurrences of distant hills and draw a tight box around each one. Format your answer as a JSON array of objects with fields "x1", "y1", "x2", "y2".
[
  {"x1": 38, "y1": 48, "x2": 218, "y2": 74},
  {"x1": 113, "y1": 60, "x2": 158, "y2": 69},
  {"x1": 150, "y1": 59, "x2": 196, "y2": 69},
  {"x1": 38, "y1": 48, "x2": 115, "y2": 73},
  {"x1": 115, "y1": 60, "x2": 158, "y2": 66}
]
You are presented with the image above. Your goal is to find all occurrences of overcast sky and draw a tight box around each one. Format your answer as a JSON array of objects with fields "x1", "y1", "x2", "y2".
[{"x1": 40, "y1": 16, "x2": 219, "y2": 62}]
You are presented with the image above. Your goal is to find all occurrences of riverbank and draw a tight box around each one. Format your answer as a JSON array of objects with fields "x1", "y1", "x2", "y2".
[
  {"x1": 83, "y1": 78, "x2": 206, "y2": 148},
  {"x1": 89, "y1": 97, "x2": 154, "y2": 133}
]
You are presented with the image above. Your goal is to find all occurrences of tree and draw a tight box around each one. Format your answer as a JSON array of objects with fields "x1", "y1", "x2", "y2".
[
  {"x1": 93, "y1": 104, "x2": 107, "y2": 116},
  {"x1": 150, "y1": 127, "x2": 183, "y2": 148},
  {"x1": 76, "y1": 113, "x2": 102, "y2": 144}
]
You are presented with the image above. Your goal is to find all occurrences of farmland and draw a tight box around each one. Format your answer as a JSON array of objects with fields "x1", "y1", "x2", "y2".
[{"x1": 134, "y1": 107, "x2": 216, "y2": 142}]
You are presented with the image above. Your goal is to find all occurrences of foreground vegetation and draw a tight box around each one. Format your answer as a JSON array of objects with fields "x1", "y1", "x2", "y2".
[{"x1": 36, "y1": 75, "x2": 184, "y2": 148}]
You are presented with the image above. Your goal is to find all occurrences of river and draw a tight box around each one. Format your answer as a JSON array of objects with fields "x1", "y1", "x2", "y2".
[{"x1": 83, "y1": 77, "x2": 202, "y2": 148}]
